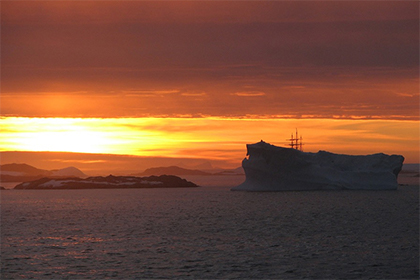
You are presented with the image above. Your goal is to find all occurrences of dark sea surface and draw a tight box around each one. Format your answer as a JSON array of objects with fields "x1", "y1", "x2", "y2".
[{"x1": 1, "y1": 186, "x2": 418, "y2": 279}]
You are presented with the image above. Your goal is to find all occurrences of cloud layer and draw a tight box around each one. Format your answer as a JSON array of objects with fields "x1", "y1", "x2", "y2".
[{"x1": 2, "y1": 1, "x2": 419, "y2": 119}]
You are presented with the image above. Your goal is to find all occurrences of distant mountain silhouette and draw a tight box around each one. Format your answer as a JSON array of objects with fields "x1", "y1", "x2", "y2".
[
  {"x1": 213, "y1": 167, "x2": 244, "y2": 175},
  {"x1": 50, "y1": 166, "x2": 86, "y2": 178},
  {"x1": 140, "y1": 165, "x2": 244, "y2": 176},
  {"x1": 1, "y1": 163, "x2": 48, "y2": 175},
  {"x1": 191, "y1": 161, "x2": 214, "y2": 170},
  {"x1": 0, "y1": 163, "x2": 86, "y2": 182},
  {"x1": 141, "y1": 166, "x2": 211, "y2": 176}
]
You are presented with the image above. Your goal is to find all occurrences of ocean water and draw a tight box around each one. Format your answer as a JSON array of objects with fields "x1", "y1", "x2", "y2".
[{"x1": 1, "y1": 186, "x2": 418, "y2": 279}]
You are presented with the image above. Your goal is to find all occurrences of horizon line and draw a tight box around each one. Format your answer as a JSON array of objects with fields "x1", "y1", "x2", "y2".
[{"x1": 1, "y1": 115, "x2": 419, "y2": 121}]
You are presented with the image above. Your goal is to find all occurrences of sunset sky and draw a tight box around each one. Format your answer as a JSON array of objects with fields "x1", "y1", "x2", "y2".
[{"x1": 1, "y1": 1, "x2": 419, "y2": 171}]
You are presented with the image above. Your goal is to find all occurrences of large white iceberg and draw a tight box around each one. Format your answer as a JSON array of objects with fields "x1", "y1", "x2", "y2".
[{"x1": 232, "y1": 141, "x2": 404, "y2": 191}]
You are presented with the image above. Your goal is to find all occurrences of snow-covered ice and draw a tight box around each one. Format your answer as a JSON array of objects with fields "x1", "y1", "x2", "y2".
[
  {"x1": 38, "y1": 179, "x2": 74, "y2": 188},
  {"x1": 232, "y1": 141, "x2": 404, "y2": 191}
]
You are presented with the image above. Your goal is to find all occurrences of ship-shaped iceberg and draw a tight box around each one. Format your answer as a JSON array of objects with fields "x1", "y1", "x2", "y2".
[{"x1": 232, "y1": 141, "x2": 404, "y2": 191}]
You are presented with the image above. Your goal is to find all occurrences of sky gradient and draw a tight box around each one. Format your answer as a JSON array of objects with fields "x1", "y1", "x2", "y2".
[{"x1": 1, "y1": 1, "x2": 419, "y2": 169}]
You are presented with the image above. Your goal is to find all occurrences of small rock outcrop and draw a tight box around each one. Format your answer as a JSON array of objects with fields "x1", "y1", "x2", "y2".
[{"x1": 232, "y1": 141, "x2": 404, "y2": 191}]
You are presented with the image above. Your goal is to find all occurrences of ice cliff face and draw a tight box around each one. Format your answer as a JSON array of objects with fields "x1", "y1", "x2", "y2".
[{"x1": 232, "y1": 141, "x2": 404, "y2": 191}]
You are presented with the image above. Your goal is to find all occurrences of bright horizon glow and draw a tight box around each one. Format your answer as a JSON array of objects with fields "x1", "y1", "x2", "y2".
[{"x1": 1, "y1": 117, "x2": 419, "y2": 165}]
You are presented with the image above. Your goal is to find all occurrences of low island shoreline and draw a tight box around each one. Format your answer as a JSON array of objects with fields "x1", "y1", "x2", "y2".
[{"x1": 14, "y1": 175, "x2": 199, "y2": 190}]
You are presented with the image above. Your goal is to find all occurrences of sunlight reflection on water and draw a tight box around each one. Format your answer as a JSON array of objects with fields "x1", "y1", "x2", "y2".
[{"x1": 1, "y1": 187, "x2": 418, "y2": 279}]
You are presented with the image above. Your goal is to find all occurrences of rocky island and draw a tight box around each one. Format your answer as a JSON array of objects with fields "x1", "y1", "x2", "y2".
[
  {"x1": 232, "y1": 141, "x2": 404, "y2": 191},
  {"x1": 15, "y1": 175, "x2": 199, "y2": 189}
]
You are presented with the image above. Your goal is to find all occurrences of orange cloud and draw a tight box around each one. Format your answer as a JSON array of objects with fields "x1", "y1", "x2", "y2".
[
  {"x1": 181, "y1": 92, "x2": 207, "y2": 97},
  {"x1": 1, "y1": 2, "x2": 418, "y2": 121},
  {"x1": 121, "y1": 89, "x2": 180, "y2": 97},
  {"x1": 230, "y1": 91, "x2": 266, "y2": 97}
]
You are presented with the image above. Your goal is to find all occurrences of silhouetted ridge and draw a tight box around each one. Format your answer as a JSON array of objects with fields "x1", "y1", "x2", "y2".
[
  {"x1": 0, "y1": 163, "x2": 86, "y2": 182},
  {"x1": 1, "y1": 163, "x2": 48, "y2": 175},
  {"x1": 141, "y1": 166, "x2": 210, "y2": 176}
]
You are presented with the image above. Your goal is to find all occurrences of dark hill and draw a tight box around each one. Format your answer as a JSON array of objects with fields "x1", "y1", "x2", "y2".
[
  {"x1": 1, "y1": 163, "x2": 48, "y2": 176},
  {"x1": 141, "y1": 166, "x2": 211, "y2": 176},
  {"x1": 1, "y1": 163, "x2": 86, "y2": 182}
]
